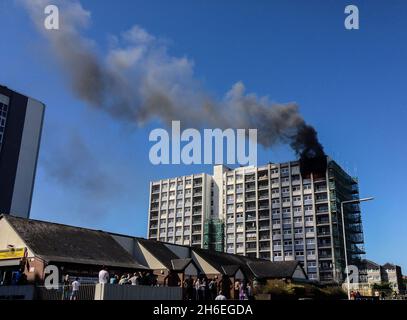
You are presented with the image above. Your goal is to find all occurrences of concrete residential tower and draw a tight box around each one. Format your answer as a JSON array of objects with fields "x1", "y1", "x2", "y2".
[
  {"x1": 148, "y1": 158, "x2": 365, "y2": 283},
  {"x1": 0, "y1": 85, "x2": 45, "y2": 218}
]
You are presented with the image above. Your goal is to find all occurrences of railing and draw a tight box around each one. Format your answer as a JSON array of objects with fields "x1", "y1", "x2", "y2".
[{"x1": 35, "y1": 284, "x2": 96, "y2": 300}]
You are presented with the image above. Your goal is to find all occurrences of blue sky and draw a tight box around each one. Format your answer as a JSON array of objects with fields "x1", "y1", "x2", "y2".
[{"x1": 1, "y1": 0, "x2": 406, "y2": 270}]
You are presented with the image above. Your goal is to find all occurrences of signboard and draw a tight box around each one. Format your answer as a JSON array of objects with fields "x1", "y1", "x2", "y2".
[{"x1": 0, "y1": 248, "x2": 26, "y2": 260}]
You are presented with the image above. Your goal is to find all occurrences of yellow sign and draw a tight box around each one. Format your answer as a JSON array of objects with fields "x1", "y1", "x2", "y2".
[{"x1": 0, "y1": 248, "x2": 25, "y2": 260}]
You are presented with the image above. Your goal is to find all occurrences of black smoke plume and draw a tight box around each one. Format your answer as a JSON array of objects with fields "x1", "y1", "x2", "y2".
[
  {"x1": 291, "y1": 124, "x2": 327, "y2": 177},
  {"x1": 22, "y1": 0, "x2": 327, "y2": 178}
]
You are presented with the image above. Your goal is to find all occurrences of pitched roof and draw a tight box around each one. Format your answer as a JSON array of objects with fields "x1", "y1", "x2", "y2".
[
  {"x1": 192, "y1": 247, "x2": 260, "y2": 277},
  {"x1": 2, "y1": 215, "x2": 148, "y2": 270},
  {"x1": 382, "y1": 263, "x2": 398, "y2": 270},
  {"x1": 362, "y1": 259, "x2": 381, "y2": 270},
  {"x1": 247, "y1": 260, "x2": 305, "y2": 280},
  {"x1": 137, "y1": 238, "x2": 179, "y2": 269},
  {"x1": 171, "y1": 258, "x2": 194, "y2": 272}
]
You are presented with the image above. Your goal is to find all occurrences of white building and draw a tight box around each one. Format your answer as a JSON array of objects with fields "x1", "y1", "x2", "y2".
[{"x1": 148, "y1": 159, "x2": 365, "y2": 283}]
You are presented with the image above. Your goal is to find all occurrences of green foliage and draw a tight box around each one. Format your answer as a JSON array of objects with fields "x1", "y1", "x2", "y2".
[
  {"x1": 256, "y1": 279, "x2": 347, "y2": 300},
  {"x1": 372, "y1": 282, "x2": 391, "y2": 290}
]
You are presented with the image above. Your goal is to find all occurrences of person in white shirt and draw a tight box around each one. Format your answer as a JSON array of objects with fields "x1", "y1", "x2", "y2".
[
  {"x1": 70, "y1": 278, "x2": 80, "y2": 300},
  {"x1": 98, "y1": 266, "x2": 109, "y2": 284},
  {"x1": 129, "y1": 273, "x2": 139, "y2": 286},
  {"x1": 215, "y1": 291, "x2": 227, "y2": 301}
]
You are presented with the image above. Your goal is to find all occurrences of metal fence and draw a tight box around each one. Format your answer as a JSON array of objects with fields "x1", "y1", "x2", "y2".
[{"x1": 35, "y1": 284, "x2": 96, "y2": 300}]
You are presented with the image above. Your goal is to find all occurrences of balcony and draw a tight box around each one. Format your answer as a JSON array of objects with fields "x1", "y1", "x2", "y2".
[
  {"x1": 236, "y1": 247, "x2": 245, "y2": 254},
  {"x1": 258, "y1": 184, "x2": 269, "y2": 190}
]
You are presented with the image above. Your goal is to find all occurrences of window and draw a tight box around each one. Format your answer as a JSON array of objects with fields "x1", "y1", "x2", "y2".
[{"x1": 306, "y1": 239, "x2": 315, "y2": 245}]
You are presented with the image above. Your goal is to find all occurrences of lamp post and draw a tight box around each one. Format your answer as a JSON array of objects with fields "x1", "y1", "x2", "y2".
[{"x1": 340, "y1": 197, "x2": 374, "y2": 300}]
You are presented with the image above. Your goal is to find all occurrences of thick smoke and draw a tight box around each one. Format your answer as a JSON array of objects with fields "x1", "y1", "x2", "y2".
[
  {"x1": 21, "y1": 0, "x2": 326, "y2": 173},
  {"x1": 290, "y1": 125, "x2": 327, "y2": 176}
]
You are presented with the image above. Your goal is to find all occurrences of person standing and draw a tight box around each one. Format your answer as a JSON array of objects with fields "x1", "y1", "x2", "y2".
[
  {"x1": 70, "y1": 278, "x2": 80, "y2": 300},
  {"x1": 184, "y1": 276, "x2": 194, "y2": 300},
  {"x1": 246, "y1": 282, "x2": 253, "y2": 300},
  {"x1": 239, "y1": 282, "x2": 247, "y2": 300},
  {"x1": 215, "y1": 290, "x2": 227, "y2": 300},
  {"x1": 62, "y1": 274, "x2": 70, "y2": 300},
  {"x1": 199, "y1": 278, "x2": 207, "y2": 300},
  {"x1": 209, "y1": 278, "x2": 217, "y2": 300},
  {"x1": 119, "y1": 274, "x2": 129, "y2": 285},
  {"x1": 194, "y1": 278, "x2": 201, "y2": 300},
  {"x1": 129, "y1": 273, "x2": 139, "y2": 285},
  {"x1": 234, "y1": 280, "x2": 240, "y2": 300},
  {"x1": 98, "y1": 266, "x2": 109, "y2": 284}
]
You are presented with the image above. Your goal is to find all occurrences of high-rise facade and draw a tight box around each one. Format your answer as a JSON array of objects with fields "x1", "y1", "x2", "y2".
[
  {"x1": 147, "y1": 158, "x2": 365, "y2": 283},
  {"x1": 0, "y1": 85, "x2": 45, "y2": 218},
  {"x1": 148, "y1": 173, "x2": 212, "y2": 248}
]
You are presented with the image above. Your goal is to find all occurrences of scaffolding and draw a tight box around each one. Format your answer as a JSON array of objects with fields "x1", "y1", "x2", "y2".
[
  {"x1": 203, "y1": 218, "x2": 224, "y2": 252},
  {"x1": 328, "y1": 160, "x2": 365, "y2": 274}
]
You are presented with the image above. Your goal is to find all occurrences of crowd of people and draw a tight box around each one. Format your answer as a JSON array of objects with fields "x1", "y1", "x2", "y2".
[
  {"x1": 98, "y1": 266, "x2": 159, "y2": 286},
  {"x1": 62, "y1": 266, "x2": 255, "y2": 301},
  {"x1": 183, "y1": 276, "x2": 254, "y2": 301},
  {"x1": 62, "y1": 266, "x2": 160, "y2": 300}
]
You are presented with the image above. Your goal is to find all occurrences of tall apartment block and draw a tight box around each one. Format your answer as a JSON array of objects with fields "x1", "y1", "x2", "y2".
[
  {"x1": 147, "y1": 158, "x2": 365, "y2": 283},
  {"x1": 148, "y1": 173, "x2": 212, "y2": 248},
  {"x1": 0, "y1": 85, "x2": 45, "y2": 218}
]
